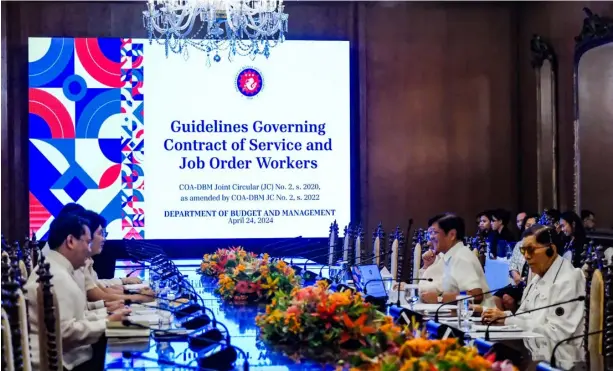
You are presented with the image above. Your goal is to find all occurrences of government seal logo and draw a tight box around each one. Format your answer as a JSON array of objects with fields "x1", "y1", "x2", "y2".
[{"x1": 236, "y1": 67, "x2": 263, "y2": 98}]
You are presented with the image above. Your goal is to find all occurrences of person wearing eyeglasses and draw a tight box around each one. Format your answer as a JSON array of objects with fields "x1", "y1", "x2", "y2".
[
  {"x1": 417, "y1": 214, "x2": 447, "y2": 298},
  {"x1": 76, "y1": 210, "x2": 154, "y2": 305},
  {"x1": 421, "y1": 214, "x2": 490, "y2": 305},
  {"x1": 482, "y1": 224, "x2": 586, "y2": 342},
  {"x1": 24, "y1": 213, "x2": 131, "y2": 371}
]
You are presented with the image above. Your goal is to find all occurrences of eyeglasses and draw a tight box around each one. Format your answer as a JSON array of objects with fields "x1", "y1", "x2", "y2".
[
  {"x1": 99, "y1": 230, "x2": 108, "y2": 238},
  {"x1": 520, "y1": 244, "x2": 547, "y2": 256}
]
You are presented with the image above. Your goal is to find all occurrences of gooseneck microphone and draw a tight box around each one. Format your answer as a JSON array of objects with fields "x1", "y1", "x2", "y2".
[
  {"x1": 314, "y1": 248, "x2": 353, "y2": 279},
  {"x1": 484, "y1": 296, "x2": 585, "y2": 341},
  {"x1": 362, "y1": 277, "x2": 433, "y2": 295},
  {"x1": 550, "y1": 329, "x2": 603, "y2": 368},
  {"x1": 434, "y1": 284, "x2": 513, "y2": 323},
  {"x1": 122, "y1": 320, "x2": 249, "y2": 371},
  {"x1": 122, "y1": 351, "x2": 216, "y2": 370},
  {"x1": 355, "y1": 249, "x2": 391, "y2": 267}
]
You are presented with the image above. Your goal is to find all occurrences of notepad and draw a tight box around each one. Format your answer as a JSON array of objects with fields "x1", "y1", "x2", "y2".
[
  {"x1": 129, "y1": 313, "x2": 162, "y2": 325},
  {"x1": 105, "y1": 328, "x2": 150, "y2": 338},
  {"x1": 124, "y1": 283, "x2": 150, "y2": 290},
  {"x1": 406, "y1": 303, "x2": 457, "y2": 312}
]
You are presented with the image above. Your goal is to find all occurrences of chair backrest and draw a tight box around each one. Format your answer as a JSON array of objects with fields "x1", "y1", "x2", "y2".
[
  {"x1": 35, "y1": 254, "x2": 62, "y2": 371},
  {"x1": 342, "y1": 224, "x2": 355, "y2": 264},
  {"x1": 389, "y1": 227, "x2": 404, "y2": 281},
  {"x1": 354, "y1": 225, "x2": 364, "y2": 264},
  {"x1": 1, "y1": 308, "x2": 15, "y2": 371},
  {"x1": 583, "y1": 243, "x2": 613, "y2": 370},
  {"x1": 372, "y1": 223, "x2": 385, "y2": 269},
  {"x1": 328, "y1": 220, "x2": 339, "y2": 266},
  {"x1": 1, "y1": 280, "x2": 32, "y2": 371}
]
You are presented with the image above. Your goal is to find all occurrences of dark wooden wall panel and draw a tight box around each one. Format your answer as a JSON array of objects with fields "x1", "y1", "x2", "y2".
[
  {"x1": 517, "y1": 1, "x2": 613, "y2": 216},
  {"x1": 1, "y1": 1, "x2": 520, "y2": 242},
  {"x1": 363, "y1": 2, "x2": 518, "y2": 232}
]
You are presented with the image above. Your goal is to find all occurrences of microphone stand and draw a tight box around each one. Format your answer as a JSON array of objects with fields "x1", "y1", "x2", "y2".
[
  {"x1": 362, "y1": 277, "x2": 432, "y2": 309},
  {"x1": 122, "y1": 351, "x2": 215, "y2": 370},
  {"x1": 550, "y1": 329, "x2": 603, "y2": 368},
  {"x1": 434, "y1": 284, "x2": 513, "y2": 323},
  {"x1": 123, "y1": 321, "x2": 250, "y2": 371},
  {"x1": 310, "y1": 248, "x2": 352, "y2": 279},
  {"x1": 484, "y1": 296, "x2": 585, "y2": 341}
]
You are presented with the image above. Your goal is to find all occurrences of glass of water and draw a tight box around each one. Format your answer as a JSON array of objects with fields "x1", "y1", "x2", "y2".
[
  {"x1": 462, "y1": 297, "x2": 474, "y2": 331},
  {"x1": 157, "y1": 310, "x2": 172, "y2": 330}
]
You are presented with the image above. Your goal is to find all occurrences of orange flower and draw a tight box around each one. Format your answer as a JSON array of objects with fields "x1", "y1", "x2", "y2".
[{"x1": 340, "y1": 313, "x2": 376, "y2": 344}]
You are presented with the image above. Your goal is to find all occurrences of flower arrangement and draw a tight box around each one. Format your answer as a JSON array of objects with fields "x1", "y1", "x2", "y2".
[
  {"x1": 199, "y1": 246, "x2": 256, "y2": 276},
  {"x1": 256, "y1": 280, "x2": 517, "y2": 370},
  {"x1": 256, "y1": 280, "x2": 391, "y2": 353},
  {"x1": 208, "y1": 250, "x2": 301, "y2": 304},
  {"x1": 348, "y1": 337, "x2": 516, "y2": 370}
]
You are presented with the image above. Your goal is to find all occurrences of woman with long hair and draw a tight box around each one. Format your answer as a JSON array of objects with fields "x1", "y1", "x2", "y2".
[{"x1": 559, "y1": 211, "x2": 587, "y2": 268}]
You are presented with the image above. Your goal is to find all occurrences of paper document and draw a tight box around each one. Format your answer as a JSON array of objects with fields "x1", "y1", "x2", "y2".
[
  {"x1": 124, "y1": 283, "x2": 150, "y2": 290},
  {"x1": 105, "y1": 328, "x2": 150, "y2": 338}
]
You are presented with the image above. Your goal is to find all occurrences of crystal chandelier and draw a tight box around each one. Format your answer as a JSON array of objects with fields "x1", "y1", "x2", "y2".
[{"x1": 143, "y1": 0, "x2": 288, "y2": 65}]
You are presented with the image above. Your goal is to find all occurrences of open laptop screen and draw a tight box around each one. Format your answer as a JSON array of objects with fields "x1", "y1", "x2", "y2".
[{"x1": 351, "y1": 264, "x2": 387, "y2": 298}]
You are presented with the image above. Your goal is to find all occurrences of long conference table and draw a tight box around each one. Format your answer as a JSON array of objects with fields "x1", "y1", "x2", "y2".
[{"x1": 102, "y1": 259, "x2": 589, "y2": 371}]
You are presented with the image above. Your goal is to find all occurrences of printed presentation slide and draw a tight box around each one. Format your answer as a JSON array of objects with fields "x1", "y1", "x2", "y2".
[{"x1": 28, "y1": 37, "x2": 351, "y2": 239}]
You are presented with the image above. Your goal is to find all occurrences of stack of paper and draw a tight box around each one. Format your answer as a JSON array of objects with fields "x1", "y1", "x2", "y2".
[
  {"x1": 124, "y1": 283, "x2": 150, "y2": 290},
  {"x1": 105, "y1": 328, "x2": 150, "y2": 338}
]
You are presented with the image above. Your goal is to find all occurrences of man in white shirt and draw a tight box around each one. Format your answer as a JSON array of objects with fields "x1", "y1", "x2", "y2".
[
  {"x1": 421, "y1": 214, "x2": 490, "y2": 304},
  {"x1": 418, "y1": 250, "x2": 444, "y2": 294},
  {"x1": 25, "y1": 213, "x2": 129, "y2": 371},
  {"x1": 482, "y1": 225, "x2": 585, "y2": 342}
]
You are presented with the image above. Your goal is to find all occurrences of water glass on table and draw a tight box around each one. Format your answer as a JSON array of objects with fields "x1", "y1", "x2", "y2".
[
  {"x1": 158, "y1": 310, "x2": 172, "y2": 330},
  {"x1": 461, "y1": 297, "x2": 474, "y2": 331}
]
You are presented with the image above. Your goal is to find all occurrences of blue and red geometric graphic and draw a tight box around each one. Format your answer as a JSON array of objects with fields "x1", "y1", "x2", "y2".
[{"x1": 28, "y1": 37, "x2": 145, "y2": 239}]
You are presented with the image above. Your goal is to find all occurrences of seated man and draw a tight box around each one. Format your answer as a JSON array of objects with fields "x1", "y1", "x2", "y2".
[
  {"x1": 418, "y1": 214, "x2": 447, "y2": 297},
  {"x1": 421, "y1": 214, "x2": 490, "y2": 304},
  {"x1": 76, "y1": 210, "x2": 154, "y2": 304},
  {"x1": 482, "y1": 225, "x2": 585, "y2": 342},
  {"x1": 25, "y1": 213, "x2": 129, "y2": 371}
]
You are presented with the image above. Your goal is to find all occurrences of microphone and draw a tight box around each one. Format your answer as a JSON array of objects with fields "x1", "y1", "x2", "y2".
[
  {"x1": 484, "y1": 296, "x2": 585, "y2": 341},
  {"x1": 355, "y1": 249, "x2": 391, "y2": 267},
  {"x1": 550, "y1": 329, "x2": 603, "y2": 368},
  {"x1": 122, "y1": 351, "x2": 217, "y2": 370},
  {"x1": 260, "y1": 236, "x2": 303, "y2": 253},
  {"x1": 313, "y1": 248, "x2": 353, "y2": 279},
  {"x1": 122, "y1": 320, "x2": 249, "y2": 371},
  {"x1": 434, "y1": 284, "x2": 514, "y2": 323},
  {"x1": 362, "y1": 277, "x2": 433, "y2": 295}
]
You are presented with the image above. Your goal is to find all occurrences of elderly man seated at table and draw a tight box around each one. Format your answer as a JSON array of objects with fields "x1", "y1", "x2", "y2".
[
  {"x1": 420, "y1": 214, "x2": 490, "y2": 304},
  {"x1": 482, "y1": 225, "x2": 586, "y2": 342},
  {"x1": 25, "y1": 213, "x2": 130, "y2": 371}
]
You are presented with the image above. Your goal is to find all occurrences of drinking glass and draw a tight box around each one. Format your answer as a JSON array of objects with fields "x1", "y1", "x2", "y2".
[
  {"x1": 158, "y1": 311, "x2": 172, "y2": 330},
  {"x1": 462, "y1": 297, "x2": 474, "y2": 331}
]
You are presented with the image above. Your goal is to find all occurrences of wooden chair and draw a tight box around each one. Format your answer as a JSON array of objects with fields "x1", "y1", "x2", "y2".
[
  {"x1": 1, "y1": 308, "x2": 15, "y2": 371},
  {"x1": 583, "y1": 244, "x2": 613, "y2": 370},
  {"x1": 35, "y1": 252, "x2": 63, "y2": 371},
  {"x1": 354, "y1": 225, "x2": 364, "y2": 264},
  {"x1": 1, "y1": 273, "x2": 32, "y2": 371},
  {"x1": 389, "y1": 227, "x2": 404, "y2": 281},
  {"x1": 341, "y1": 224, "x2": 355, "y2": 264},
  {"x1": 327, "y1": 220, "x2": 339, "y2": 266},
  {"x1": 371, "y1": 223, "x2": 385, "y2": 269}
]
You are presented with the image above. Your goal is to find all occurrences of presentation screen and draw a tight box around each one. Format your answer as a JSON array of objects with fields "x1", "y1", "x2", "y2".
[{"x1": 28, "y1": 37, "x2": 351, "y2": 240}]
